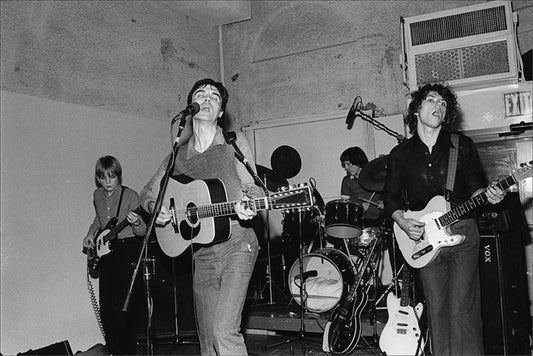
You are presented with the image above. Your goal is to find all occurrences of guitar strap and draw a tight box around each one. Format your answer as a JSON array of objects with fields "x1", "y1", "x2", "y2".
[
  {"x1": 115, "y1": 186, "x2": 125, "y2": 220},
  {"x1": 223, "y1": 131, "x2": 268, "y2": 193},
  {"x1": 445, "y1": 133, "x2": 460, "y2": 202},
  {"x1": 401, "y1": 133, "x2": 459, "y2": 210}
]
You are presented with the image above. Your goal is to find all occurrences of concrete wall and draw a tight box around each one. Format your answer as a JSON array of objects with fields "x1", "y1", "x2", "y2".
[
  {"x1": 1, "y1": 1, "x2": 532, "y2": 127},
  {"x1": 222, "y1": 0, "x2": 533, "y2": 128},
  {"x1": 0, "y1": 1, "x2": 221, "y2": 122}
]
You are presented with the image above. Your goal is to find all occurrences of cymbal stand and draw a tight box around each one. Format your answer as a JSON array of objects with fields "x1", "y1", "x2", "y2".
[
  {"x1": 369, "y1": 236, "x2": 384, "y2": 345},
  {"x1": 262, "y1": 208, "x2": 320, "y2": 352},
  {"x1": 257, "y1": 175, "x2": 283, "y2": 304},
  {"x1": 351, "y1": 236, "x2": 383, "y2": 354}
]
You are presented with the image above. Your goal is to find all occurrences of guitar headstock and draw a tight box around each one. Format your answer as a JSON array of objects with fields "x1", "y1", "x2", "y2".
[
  {"x1": 269, "y1": 183, "x2": 315, "y2": 211},
  {"x1": 513, "y1": 161, "x2": 533, "y2": 182}
]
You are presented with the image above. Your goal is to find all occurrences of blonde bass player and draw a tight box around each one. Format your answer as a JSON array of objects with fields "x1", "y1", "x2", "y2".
[
  {"x1": 383, "y1": 83, "x2": 506, "y2": 355},
  {"x1": 82, "y1": 155, "x2": 147, "y2": 355}
]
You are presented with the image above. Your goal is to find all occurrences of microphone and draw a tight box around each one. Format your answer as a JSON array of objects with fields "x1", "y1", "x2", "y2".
[
  {"x1": 171, "y1": 102, "x2": 201, "y2": 125},
  {"x1": 346, "y1": 96, "x2": 362, "y2": 130},
  {"x1": 294, "y1": 270, "x2": 318, "y2": 281}
]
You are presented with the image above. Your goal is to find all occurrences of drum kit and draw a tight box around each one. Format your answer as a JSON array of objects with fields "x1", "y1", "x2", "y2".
[{"x1": 256, "y1": 154, "x2": 392, "y2": 318}]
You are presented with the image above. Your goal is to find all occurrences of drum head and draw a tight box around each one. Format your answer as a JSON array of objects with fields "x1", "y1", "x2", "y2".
[{"x1": 288, "y1": 249, "x2": 355, "y2": 313}]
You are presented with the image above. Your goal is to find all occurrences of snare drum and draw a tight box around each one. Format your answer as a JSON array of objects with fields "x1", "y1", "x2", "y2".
[
  {"x1": 325, "y1": 200, "x2": 363, "y2": 238},
  {"x1": 353, "y1": 227, "x2": 382, "y2": 247},
  {"x1": 288, "y1": 248, "x2": 356, "y2": 313}
]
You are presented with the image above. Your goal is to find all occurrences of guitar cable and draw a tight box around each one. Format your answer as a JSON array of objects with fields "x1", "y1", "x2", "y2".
[{"x1": 87, "y1": 270, "x2": 107, "y2": 341}]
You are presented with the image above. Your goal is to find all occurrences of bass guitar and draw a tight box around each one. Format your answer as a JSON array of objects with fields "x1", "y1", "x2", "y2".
[
  {"x1": 394, "y1": 164, "x2": 532, "y2": 268},
  {"x1": 86, "y1": 206, "x2": 142, "y2": 278},
  {"x1": 156, "y1": 177, "x2": 314, "y2": 258},
  {"x1": 379, "y1": 267, "x2": 424, "y2": 355}
]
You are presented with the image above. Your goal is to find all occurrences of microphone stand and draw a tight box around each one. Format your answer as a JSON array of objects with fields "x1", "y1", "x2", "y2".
[
  {"x1": 122, "y1": 110, "x2": 191, "y2": 355},
  {"x1": 262, "y1": 208, "x2": 321, "y2": 353},
  {"x1": 355, "y1": 109, "x2": 405, "y2": 144}
]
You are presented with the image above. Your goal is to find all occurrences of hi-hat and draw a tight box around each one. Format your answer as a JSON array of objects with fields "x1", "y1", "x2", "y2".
[
  {"x1": 359, "y1": 155, "x2": 388, "y2": 192},
  {"x1": 256, "y1": 165, "x2": 288, "y2": 191}
]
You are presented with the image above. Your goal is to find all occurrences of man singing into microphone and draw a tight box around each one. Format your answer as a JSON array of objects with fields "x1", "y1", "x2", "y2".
[{"x1": 140, "y1": 78, "x2": 263, "y2": 355}]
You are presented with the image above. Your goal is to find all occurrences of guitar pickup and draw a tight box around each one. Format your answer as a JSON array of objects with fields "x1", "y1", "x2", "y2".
[
  {"x1": 169, "y1": 198, "x2": 179, "y2": 234},
  {"x1": 412, "y1": 245, "x2": 433, "y2": 260}
]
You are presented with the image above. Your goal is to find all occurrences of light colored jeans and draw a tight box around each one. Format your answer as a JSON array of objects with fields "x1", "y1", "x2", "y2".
[{"x1": 193, "y1": 224, "x2": 259, "y2": 356}]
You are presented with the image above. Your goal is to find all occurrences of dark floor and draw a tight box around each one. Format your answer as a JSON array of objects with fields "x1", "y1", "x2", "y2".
[
  {"x1": 137, "y1": 332, "x2": 384, "y2": 356},
  {"x1": 133, "y1": 296, "x2": 395, "y2": 356}
]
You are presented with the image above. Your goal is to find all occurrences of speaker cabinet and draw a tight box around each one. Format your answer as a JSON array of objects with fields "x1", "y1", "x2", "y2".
[
  {"x1": 137, "y1": 240, "x2": 196, "y2": 341},
  {"x1": 479, "y1": 230, "x2": 531, "y2": 355}
]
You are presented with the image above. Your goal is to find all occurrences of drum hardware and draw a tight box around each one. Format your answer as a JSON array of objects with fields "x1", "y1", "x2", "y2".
[
  {"x1": 256, "y1": 171, "x2": 287, "y2": 305},
  {"x1": 362, "y1": 233, "x2": 385, "y2": 350},
  {"x1": 262, "y1": 208, "x2": 322, "y2": 352},
  {"x1": 344, "y1": 226, "x2": 388, "y2": 350},
  {"x1": 309, "y1": 177, "x2": 326, "y2": 215}
]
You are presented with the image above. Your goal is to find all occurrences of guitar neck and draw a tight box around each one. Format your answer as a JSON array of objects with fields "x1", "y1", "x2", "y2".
[
  {"x1": 103, "y1": 206, "x2": 142, "y2": 244},
  {"x1": 439, "y1": 175, "x2": 517, "y2": 227},
  {"x1": 195, "y1": 197, "x2": 271, "y2": 219},
  {"x1": 399, "y1": 269, "x2": 411, "y2": 307}
]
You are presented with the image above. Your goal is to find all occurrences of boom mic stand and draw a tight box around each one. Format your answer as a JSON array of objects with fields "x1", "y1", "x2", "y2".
[
  {"x1": 122, "y1": 108, "x2": 195, "y2": 355},
  {"x1": 354, "y1": 106, "x2": 405, "y2": 144}
]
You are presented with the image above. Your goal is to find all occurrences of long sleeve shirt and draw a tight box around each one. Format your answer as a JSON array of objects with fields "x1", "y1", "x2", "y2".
[
  {"x1": 87, "y1": 186, "x2": 146, "y2": 239},
  {"x1": 383, "y1": 129, "x2": 486, "y2": 218}
]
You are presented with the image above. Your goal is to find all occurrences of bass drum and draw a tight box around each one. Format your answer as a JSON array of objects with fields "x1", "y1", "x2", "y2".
[{"x1": 288, "y1": 248, "x2": 357, "y2": 313}]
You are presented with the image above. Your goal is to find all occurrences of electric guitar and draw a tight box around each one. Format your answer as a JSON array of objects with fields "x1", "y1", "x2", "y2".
[
  {"x1": 395, "y1": 164, "x2": 532, "y2": 268},
  {"x1": 322, "y1": 238, "x2": 378, "y2": 354},
  {"x1": 156, "y1": 177, "x2": 314, "y2": 258},
  {"x1": 86, "y1": 206, "x2": 142, "y2": 278},
  {"x1": 379, "y1": 268, "x2": 424, "y2": 355}
]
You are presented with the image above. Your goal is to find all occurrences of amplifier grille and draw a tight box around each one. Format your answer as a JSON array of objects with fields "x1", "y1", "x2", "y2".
[
  {"x1": 410, "y1": 5, "x2": 507, "y2": 46},
  {"x1": 414, "y1": 40, "x2": 510, "y2": 86}
]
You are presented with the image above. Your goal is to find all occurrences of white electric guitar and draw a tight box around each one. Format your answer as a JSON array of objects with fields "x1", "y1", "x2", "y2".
[
  {"x1": 379, "y1": 268, "x2": 424, "y2": 355},
  {"x1": 395, "y1": 163, "x2": 532, "y2": 268}
]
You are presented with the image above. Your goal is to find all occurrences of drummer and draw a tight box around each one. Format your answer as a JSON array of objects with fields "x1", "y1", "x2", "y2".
[{"x1": 339, "y1": 146, "x2": 384, "y2": 227}]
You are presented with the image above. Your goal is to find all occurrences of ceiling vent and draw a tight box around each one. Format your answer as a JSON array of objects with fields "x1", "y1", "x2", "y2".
[{"x1": 401, "y1": 1, "x2": 521, "y2": 91}]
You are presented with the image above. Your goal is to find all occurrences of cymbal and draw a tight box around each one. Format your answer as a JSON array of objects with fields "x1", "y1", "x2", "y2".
[
  {"x1": 256, "y1": 165, "x2": 288, "y2": 191},
  {"x1": 359, "y1": 155, "x2": 388, "y2": 192}
]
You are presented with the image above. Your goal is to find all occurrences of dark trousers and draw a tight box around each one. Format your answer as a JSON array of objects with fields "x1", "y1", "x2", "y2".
[
  {"x1": 99, "y1": 238, "x2": 143, "y2": 355},
  {"x1": 418, "y1": 218, "x2": 484, "y2": 355}
]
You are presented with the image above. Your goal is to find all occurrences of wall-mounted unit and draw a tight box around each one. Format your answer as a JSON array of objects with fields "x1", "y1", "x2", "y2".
[{"x1": 401, "y1": 1, "x2": 521, "y2": 91}]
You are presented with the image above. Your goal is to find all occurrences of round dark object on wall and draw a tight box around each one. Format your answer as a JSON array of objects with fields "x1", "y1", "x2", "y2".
[{"x1": 270, "y1": 145, "x2": 302, "y2": 179}]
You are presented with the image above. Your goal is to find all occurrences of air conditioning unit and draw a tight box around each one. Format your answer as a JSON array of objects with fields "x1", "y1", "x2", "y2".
[{"x1": 401, "y1": 1, "x2": 521, "y2": 91}]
